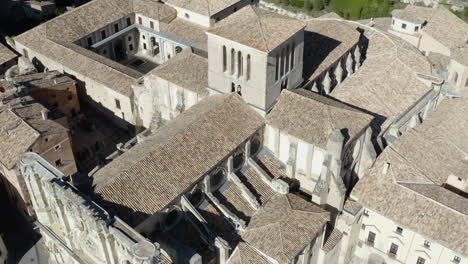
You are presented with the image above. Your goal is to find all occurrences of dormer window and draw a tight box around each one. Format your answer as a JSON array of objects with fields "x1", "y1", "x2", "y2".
[
  {"x1": 423, "y1": 240, "x2": 431, "y2": 248},
  {"x1": 396, "y1": 226, "x2": 403, "y2": 234},
  {"x1": 454, "y1": 256, "x2": 461, "y2": 263}
]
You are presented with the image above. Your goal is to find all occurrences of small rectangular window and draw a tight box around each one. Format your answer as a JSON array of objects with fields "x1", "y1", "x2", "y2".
[
  {"x1": 87, "y1": 37, "x2": 92, "y2": 47},
  {"x1": 367, "y1": 231, "x2": 376, "y2": 245},
  {"x1": 114, "y1": 24, "x2": 119, "y2": 32},
  {"x1": 392, "y1": 19, "x2": 395, "y2": 25},
  {"x1": 101, "y1": 30, "x2": 106, "y2": 39},
  {"x1": 389, "y1": 243, "x2": 398, "y2": 256},
  {"x1": 415, "y1": 26, "x2": 419, "y2": 32},
  {"x1": 127, "y1": 17, "x2": 131, "y2": 26},
  {"x1": 115, "y1": 99, "x2": 121, "y2": 109},
  {"x1": 402, "y1": 23, "x2": 407, "y2": 29},
  {"x1": 129, "y1": 44, "x2": 133, "y2": 51},
  {"x1": 143, "y1": 43, "x2": 147, "y2": 50},
  {"x1": 416, "y1": 257, "x2": 425, "y2": 264},
  {"x1": 55, "y1": 159, "x2": 63, "y2": 167},
  {"x1": 138, "y1": 17, "x2": 142, "y2": 24},
  {"x1": 396, "y1": 226, "x2": 403, "y2": 234},
  {"x1": 150, "y1": 21, "x2": 154, "y2": 29},
  {"x1": 54, "y1": 144, "x2": 61, "y2": 151},
  {"x1": 423, "y1": 240, "x2": 431, "y2": 248}
]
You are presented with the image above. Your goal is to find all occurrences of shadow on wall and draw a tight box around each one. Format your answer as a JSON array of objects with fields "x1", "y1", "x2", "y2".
[
  {"x1": 303, "y1": 31, "x2": 342, "y2": 81},
  {"x1": 91, "y1": 194, "x2": 151, "y2": 228}
]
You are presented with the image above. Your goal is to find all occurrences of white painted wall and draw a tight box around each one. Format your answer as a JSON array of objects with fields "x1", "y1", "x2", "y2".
[
  {"x1": 207, "y1": 29, "x2": 303, "y2": 114},
  {"x1": 165, "y1": 4, "x2": 211, "y2": 27},
  {"x1": 391, "y1": 17, "x2": 423, "y2": 35},
  {"x1": 355, "y1": 208, "x2": 467, "y2": 264},
  {"x1": 447, "y1": 58, "x2": 468, "y2": 93}
]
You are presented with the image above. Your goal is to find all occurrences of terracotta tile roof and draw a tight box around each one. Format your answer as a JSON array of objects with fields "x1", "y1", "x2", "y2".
[
  {"x1": 392, "y1": 6, "x2": 468, "y2": 50},
  {"x1": 3, "y1": 71, "x2": 75, "y2": 89},
  {"x1": 330, "y1": 27, "x2": 432, "y2": 131},
  {"x1": 0, "y1": 42, "x2": 17, "y2": 65},
  {"x1": 391, "y1": 5, "x2": 434, "y2": 24},
  {"x1": 352, "y1": 98, "x2": 468, "y2": 256},
  {"x1": 165, "y1": 0, "x2": 240, "y2": 16},
  {"x1": 267, "y1": 89, "x2": 372, "y2": 148},
  {"x1": 0, "y1": 109, "x2": 39, "y2": 169},
  {"x1": 239, "y1": 167, "x2": 275, "y2": 205},
  {"x1": 150, "y1": 50, "x2": 208, "y2": 95},
  {"x1": 241, "y1": 194, "x2": 329, "y2": 263},
  {"x1": 94, "y1": 93, "x2": 264, "y2": 216},
  {"x1": 304, "y1": 19, "x2": 361, "y2": 81},
  {"x1": 15, "y1": 0, "x2": 178, "y2": 97},
  {"x1": 343, "y1": 199, "x2": 362, "y2": 215},
  {"x1": 228, "y1": 242, "x2": 273, "y2": 264},
  {"x1": 198, "y1": 201, "x2": 241, "y2": 246},
  {"x1": 451, "y1": 44, "x2": 468, "y2": 65},
  {"x1": 160, "y1": 254, "x2": 173, "y2": 264},
  {"x1": 322, "y1": 228, "x2": 343, "y2": 252},
  {"x1": 421, "y1": 7, "x2": 468, "y2": 50},
  {"x1": 400, "y1": 183, "x2": 468, "y2": 215},
  {"x1": 162, "y1": 18, "x2": 208, "y2": 50},
  {"x1": 207, "y1": 6, "x2": 305, "y2": 52},
  {"x1": 215, "y1": 183, "x2": 256, "y2": 222}
]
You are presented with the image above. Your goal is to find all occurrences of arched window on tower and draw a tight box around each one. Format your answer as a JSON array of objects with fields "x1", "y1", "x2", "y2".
[
  {"x1": 231, "y1": 48, "x2": 235, "y2": 75},
  {"x1": 280, "y1": 47, "x2": 285, "y2": 77},
  {"x1": 453, "y1": 71, "x2": 459, "y2": 84},
  {"x1": 222, "y1": 46, "x2": 227, "y2": 72},
  {"x1": 238, "y1": 51, "x2": 243, "y2": 77},
  {"x1": 275, "y1": 54, "x2": 279, "y2": 81},
  {"x1": 291, "y1": 42, "x2": 295, "y2": 69},
  {"x1": 247, "y1": 55, "x2": 251, "y2": 81}
]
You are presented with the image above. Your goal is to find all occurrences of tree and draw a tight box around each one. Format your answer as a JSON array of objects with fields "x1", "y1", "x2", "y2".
[
  {"x1": 304, "y1": 0, "x2": 313, "y2": 11},
  {"x1": 313, "y1": 0, "x2": 324, "y2": 11}
]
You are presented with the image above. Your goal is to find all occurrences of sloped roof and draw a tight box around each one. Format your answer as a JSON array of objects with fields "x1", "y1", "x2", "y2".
[
  {"x1": 94, "y1": 93, "x2": 264, "y2": 217},
  {"x1": 0, "y1": 109, "x2": 39, "y2": 169},
  {"x1": 391, "y1": 6, "x2": 468, "y2": 50},
  {"x1": 207, "y1": 6, "x2": 305, "y2": 52},
  {"x1": 304, "y1": 19, "x2": 361, "y2": 81},
  {"x1": 267, "y1": 89, "x2": 373, "y2": 148},
  {"x1": 228, "y1": 242, "x2": 273, "y2": 264},
  {"x1": 0, "y1": 42, "x2": 17, "y2": 65},
  {"x1": 422, "y1": 7, "x2": 468, "y2": 50},
  {"x1": 165, "y1": 0, "x2": 240, "y2": 16},
  {"x1": 241, "y1": 194, "x2": 329, "y2": 263},
  {"x1": 330, "y1": 25, "x2": 432, "y2": 131},
  {"x1": 352, "y1": 98, "x2": 468, "y2": 256},
  {"x1": 391, "y1": 5, "x2": 434, "y2": 24},
  {"x1": 150, "y1": 50, "x2": 208, "y2": 95},
  {"x1": 15, "y1": 0, "x2": 178, "y2": 97},
  {"x1": 322, "y1": 228, "x2": 343, "y2": 252}
]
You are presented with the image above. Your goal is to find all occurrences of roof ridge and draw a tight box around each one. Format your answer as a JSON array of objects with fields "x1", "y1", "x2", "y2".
[
  {"x1": 388, "y1": 145, "x2": 435, "y2": 185},
  {"x1": 204, "y1": 0, "x2": 212, "y2": 16},
  {"x1": 251, "y1": 7, "x2": 270, "y2": 52}
]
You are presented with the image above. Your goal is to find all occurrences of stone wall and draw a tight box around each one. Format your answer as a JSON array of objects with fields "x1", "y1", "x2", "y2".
[{"x1": 19, "y1": 152, "x2": 160, "y2": 264}]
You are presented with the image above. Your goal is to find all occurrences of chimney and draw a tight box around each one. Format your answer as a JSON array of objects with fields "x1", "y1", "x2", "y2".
[{"x1": 41, "y1": 109, "x2": 49, "y2": 120}]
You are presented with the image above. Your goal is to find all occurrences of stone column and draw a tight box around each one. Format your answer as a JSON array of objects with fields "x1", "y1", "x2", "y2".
[
  {"x1": 311, "y1": 81, "x2": 319, "y2": 93},
  {"x1": 323, "y1": 71, "x2": 332, "y2": 94},
  {"x1": 215, "y1": 237, "x2": 231, "y2": 264},
  {"x1": 334, "y1": 61, "x2": 343, "y2": 85},
  {"x1": 354, "y1": 47, "x2": 361, "y2": 71},
  {"x1": 346, "y1": 53, "x2": 354, "y2": 78}
]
